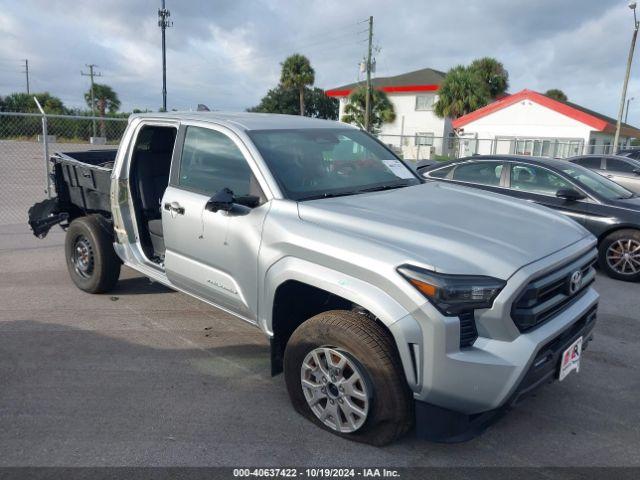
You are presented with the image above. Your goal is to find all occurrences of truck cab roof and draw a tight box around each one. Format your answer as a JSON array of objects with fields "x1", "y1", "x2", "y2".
[{"x1": 129, "y1": 111, "x2": 355, "y2": 132}]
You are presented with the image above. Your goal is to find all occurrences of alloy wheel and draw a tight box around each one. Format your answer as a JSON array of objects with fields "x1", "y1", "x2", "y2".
[
  {"x1": 606, "y1": 238, "x2": 640, "y2": 275},
  {"x1": 300, "y1": 347, "x2": 370, "y2": 433}
]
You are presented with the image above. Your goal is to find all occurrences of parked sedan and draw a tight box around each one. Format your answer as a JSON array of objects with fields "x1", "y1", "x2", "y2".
[
  {"x1": 616, "y1": 148, "x2": 640, "y2": 160},
  {"x1": 418, "y1": 155, "x2": 640, "y2": 281},
  {"x1": 568, "y1": 154, "x2": 640, "y2": 194}
]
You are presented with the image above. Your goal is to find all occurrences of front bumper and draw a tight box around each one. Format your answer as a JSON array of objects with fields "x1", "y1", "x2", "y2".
[{"x1": 414, "y1": 302, "x2": 598, "y2": 442}]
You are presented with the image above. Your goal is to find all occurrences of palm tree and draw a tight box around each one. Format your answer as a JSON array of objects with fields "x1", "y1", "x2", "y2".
[
  {"x1": 280, "y1": 54, "x2": 315, "y2": 116},
  {"x1": 341, "y1": 87, "x2": 395, "y2": 132},
  {"x1": 434, "y1": 66, "x2": 491, "y2": 119},
  {"x1": 544, "y1": 89, "x2": 568, "y2": 102},
  {"x1": 469, "y1": 57, "x2": 509, "y2": 98},
  {"x1": 84, "y1": 83, "x2": 121, "y2": 136}
]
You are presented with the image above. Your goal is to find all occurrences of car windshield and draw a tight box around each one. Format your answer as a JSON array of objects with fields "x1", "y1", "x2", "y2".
[
  {"x1": 248, "y1": 128, "x2": 420, "y2": 200},
  {"x1": 559, "y1": 164, "x2": 635, "y2": 200}
]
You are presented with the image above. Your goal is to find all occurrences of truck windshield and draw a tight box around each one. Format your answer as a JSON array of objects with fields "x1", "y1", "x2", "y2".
[
  {"x1": 248, "y1": 128, "x2": 420, "y2": 200},
  {"x1": 559, "y1": 165, "x2": 635, "y2": 200}
]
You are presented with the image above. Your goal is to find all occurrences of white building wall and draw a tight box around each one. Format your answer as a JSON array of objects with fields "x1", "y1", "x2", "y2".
[{"x1": 454, "y1": 99, "x2": 640, "y2": 157}]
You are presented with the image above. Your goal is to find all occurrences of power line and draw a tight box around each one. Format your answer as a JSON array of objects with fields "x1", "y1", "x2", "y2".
[
  {"x1": 224, "y1": 30, "x2": 362, "y2": 68},
  {"x1": 81, "y1": 64, "x2": 102, "y2": 137}
]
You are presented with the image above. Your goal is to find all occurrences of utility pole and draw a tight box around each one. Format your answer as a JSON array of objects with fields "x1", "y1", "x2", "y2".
[
  {"x1": 614, "y1": 1, "x2": 639, "y2": 153},
  {"x1": 364, "y1": 16, "x2": 374, "y2": 132},
  {"x1": 158, "y1": 0, "x2": 172, "y2": 112},
  {"x1": 22, "y1": 59, "x2": 30, "y2": 94},
  {"x1": 81, "y1": 64, "x2": 102, "y2": 137}
]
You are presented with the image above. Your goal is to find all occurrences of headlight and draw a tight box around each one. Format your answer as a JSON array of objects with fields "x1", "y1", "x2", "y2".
[{"x1": 397, "y1": 265, "x2": 506, "y2": 316}]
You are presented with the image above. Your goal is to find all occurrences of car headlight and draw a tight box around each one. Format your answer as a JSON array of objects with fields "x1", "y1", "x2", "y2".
[{"x1": 397, "y1": 265, "x2": 506, "y2": 316}]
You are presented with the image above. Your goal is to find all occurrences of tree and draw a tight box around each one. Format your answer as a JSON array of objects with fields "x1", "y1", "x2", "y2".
[
  {"x1": 544, "y1": 89, "x2": 568, "y2": 102},
  {"x1": 341, "y1": 87, "x2": 395, "y2": 132},
  {"x1": 84, "y1": 83, "x2": 121, "y2": 137},
  {"x1": 280, "y1": 54, "x2": 315, "y2": 116},
  {"x1": 2, "y1": 92, "x2": 66, "y2": 114},
  {"x1": 248, "y1": 86, "x2": 338, "y2": 119},
  {"x1": 434, "y1": 66, "x2": 491, "y2": 119},
  {"x1": 306, "y1": 88, "x2": 339, "y2": 119},
  {"x1": 84, "y1": 83, "x2": 121, "y2": 116},
  {"x1": 469, "y1": 57, "x2": 509, "y2": 98}
]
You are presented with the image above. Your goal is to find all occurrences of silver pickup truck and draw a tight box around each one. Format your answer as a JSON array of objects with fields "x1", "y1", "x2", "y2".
[{"x1": 28, "y1": 112, "x2": 599, "y2": 445}]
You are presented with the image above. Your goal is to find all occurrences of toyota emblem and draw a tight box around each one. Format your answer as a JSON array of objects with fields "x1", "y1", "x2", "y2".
[{"x1": 569, "y1": 270, "x2": 583, "y2": 294}]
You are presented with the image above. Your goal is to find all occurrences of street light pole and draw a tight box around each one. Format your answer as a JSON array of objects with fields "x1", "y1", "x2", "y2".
[
  {"x1": 614, "y1": 1, "x2": 639, "y2": 153},
  {"x1": 158, "y1": 0, "x2": 172, "y2": 112}
]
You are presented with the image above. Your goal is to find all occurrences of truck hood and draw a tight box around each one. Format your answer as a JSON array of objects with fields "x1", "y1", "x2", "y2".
[{"x1": 297, "y1": 181, "x2": 591, "y2": 279}]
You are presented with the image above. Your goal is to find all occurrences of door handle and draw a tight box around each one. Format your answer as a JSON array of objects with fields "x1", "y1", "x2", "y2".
[{"x1": 164, "y1": 201, "x2": 185, "y2": 215}]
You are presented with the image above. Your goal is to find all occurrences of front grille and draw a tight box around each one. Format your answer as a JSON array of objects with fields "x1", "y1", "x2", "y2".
[{"x1": 511, "y1": 251, "x2": 597, "y2": 332}]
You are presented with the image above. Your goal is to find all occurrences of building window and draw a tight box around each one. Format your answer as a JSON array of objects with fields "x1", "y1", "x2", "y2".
[
  {"x1": 589, "y1": 137, "x2": 596, "y2": 154},
  {"x1": 504, "y1": 137, "x2": 584, "y2": 158},
  {"x1": 415, "y1": 95, "x2": 434, "y2": 111},
  {"x1": 415, "y1": 132, "x2": 434, "y2": 146}
]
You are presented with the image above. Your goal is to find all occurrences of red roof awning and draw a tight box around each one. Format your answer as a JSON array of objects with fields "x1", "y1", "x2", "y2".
[{"x1": 326, "y1": 84, "x2": 439, "y2": 97}]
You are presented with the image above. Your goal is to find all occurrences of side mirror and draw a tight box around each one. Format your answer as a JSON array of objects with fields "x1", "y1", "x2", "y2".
[
  {"x1": 556, "y1": 188, "x2": 586, "y2": 201},
  {"x1": 633, "y1": 168, "x2": 640, "y2": 176},
  {"x1": 206, "y1": 188, "x2": 235, "y2": 212}
]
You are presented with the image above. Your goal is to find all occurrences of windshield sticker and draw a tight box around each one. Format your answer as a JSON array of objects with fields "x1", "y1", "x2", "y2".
[{"x1": 382, "y1": 160, "x2": 415, "y2": 179}]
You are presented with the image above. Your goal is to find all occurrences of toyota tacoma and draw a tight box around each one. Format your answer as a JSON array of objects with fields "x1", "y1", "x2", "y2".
[{"x1": 28, "y1": 112, "x2": 599, "y2": 444}]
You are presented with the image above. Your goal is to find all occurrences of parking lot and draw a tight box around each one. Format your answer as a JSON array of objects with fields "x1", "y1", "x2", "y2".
[{"x1": 0, "y1": 220, "x2": 638, "y2": 467}]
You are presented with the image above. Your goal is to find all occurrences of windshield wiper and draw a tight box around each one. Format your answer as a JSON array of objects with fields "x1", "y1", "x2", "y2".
[
  {"x1": 356, "y1": 182, "x2": 413, "y2": 193},
  {"x1": 298, "y1": 191, "x2": 359, "y2": 201}
]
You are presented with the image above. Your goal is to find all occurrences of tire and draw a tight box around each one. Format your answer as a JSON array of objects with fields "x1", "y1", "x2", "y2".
[
  {"x1": 284, "y1": 310, "x2": 413, "y2": 446},
  {"x1": 598, "y1": 229, "x2": 640, "y2": 282},
  {"x1": 65, "y1": 215, "x2": 121, "y2": 293}
]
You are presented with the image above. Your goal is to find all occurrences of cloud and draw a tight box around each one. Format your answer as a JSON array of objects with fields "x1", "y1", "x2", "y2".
[{"x1": 0, "y1": 0, "x2": 637, "y2": 123}]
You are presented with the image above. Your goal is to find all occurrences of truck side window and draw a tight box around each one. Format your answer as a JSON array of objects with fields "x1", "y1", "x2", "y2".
[{"x1": 179, "y1": 126, "x2": 261, "y2": 198}]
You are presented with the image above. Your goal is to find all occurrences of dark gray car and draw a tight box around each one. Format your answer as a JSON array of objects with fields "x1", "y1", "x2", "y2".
[
  {"x1": 419, "y1": 155, "x2": 640, "y2": 282},
  {"x1": 569, "y1": 154, "x2": 640, "y2": 194}
]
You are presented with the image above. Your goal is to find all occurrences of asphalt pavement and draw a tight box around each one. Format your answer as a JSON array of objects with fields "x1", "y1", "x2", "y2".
[{"x1": 0, "y1": 222, "x2": 638, "y2": 467}]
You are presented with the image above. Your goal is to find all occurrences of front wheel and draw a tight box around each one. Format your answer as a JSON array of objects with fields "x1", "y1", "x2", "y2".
[
  {"x1": 284, "y1": 310, "x2": 413, "y2": 445},
  {"x1": 65, "y1": 215, "x2": 121, "y2": 293},
  {"x1": 599, "y1": 229, "x2": 640, "y2": 282}
]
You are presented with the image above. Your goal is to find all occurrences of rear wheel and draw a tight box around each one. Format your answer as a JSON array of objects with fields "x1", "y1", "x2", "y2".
[
  {"x1": 599, "y1": 229, "x2": 640, "y2": 282},
  {"x1": 65, "y1": 215, "x2": 121, "y2": 293},
  {"x1": 284, "y1": 310, "x2": 413, "y2": 445}
]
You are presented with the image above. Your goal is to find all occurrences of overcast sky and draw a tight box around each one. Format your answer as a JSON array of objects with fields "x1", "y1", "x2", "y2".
[{"x1": 0, "y1": 0, "x2": 638, "y2": 122}]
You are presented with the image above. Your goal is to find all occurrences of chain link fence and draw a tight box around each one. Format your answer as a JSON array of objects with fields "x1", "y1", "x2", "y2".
[
  {"x1": 376, "y1": 134, "x2": 621, "y2": 162},
  {"x1": 0, "y1": 112, "x2": 632, "y2": 227},
  {"x1": 0, "y1": 112, "x2": 127, "y2": 226}
]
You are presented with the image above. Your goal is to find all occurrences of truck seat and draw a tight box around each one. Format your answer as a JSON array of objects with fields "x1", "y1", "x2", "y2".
[
  {"x1": 134, "y1": 128, "x2": 176, "y2": 257},
  {"x1": 135, "y1": 130, "x2": 176, "y2": 220},
  {"x1": 147, "y1": 219, "x2": 165, "y2": 255}
]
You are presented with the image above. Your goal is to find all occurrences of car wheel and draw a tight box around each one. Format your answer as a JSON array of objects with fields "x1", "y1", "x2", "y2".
[
  {"x1": 65, "y1": 215, "x2": 121, "y2": 293},
  {"x1": 284, "y1": 310, "x2": 413, "y2": 445},
  {"x1": 599, "y1": 229, "x2": 640, "y2": 282}
]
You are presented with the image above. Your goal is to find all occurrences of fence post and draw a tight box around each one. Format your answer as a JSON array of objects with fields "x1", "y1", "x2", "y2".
[{"x1": 33, "y1": 97, "x2": 51, "y2": 198}]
